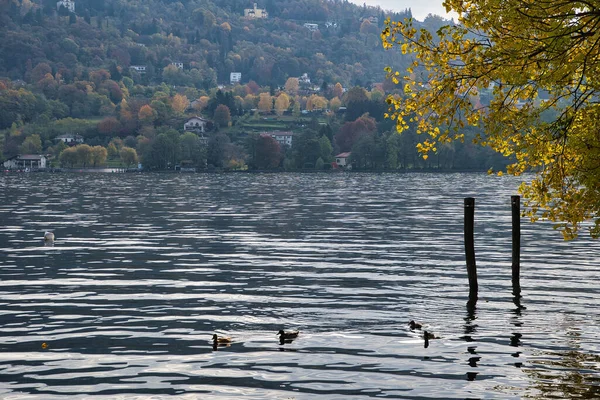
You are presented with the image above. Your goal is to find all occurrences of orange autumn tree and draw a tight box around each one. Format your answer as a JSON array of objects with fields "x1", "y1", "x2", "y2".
[{"x1": 382, "y1": 1, "x2": 600, "y2": 239}]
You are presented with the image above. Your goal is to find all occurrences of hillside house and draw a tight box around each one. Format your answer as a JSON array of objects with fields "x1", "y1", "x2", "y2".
[
  {"x1": 171, "y1": 62, "x2": 184, "y2": 69},
  {"x1": 264, "y1": 131, "x2": 294, "y2": 148},
  {"x1": 56, "y1": 0, "x2": 75, "y2": 12},
  {"x1": 4, "y1": 155, "x2": 48, "y2": 170},
  {"x1": 244, "y1": 3, "x2": 268, "y2": 18},
  {"x1": 55, "y1": 133, "x2": 84, "y2": 145},
  {"x1": 303, "y1": 23, "x2": 319, "y2": 32},
  {"x1": 130, "y1": 65, "x2": 147, "y2": 73},
  {"x1": 299, "y1": 73, "x2": 311, "y2": 85},
  {"x1": 184, "y1": 116, "x2": 209, "y2": 133},
  {"x1": 230, "y1": 72, "x2": 242, "y2": 84}
]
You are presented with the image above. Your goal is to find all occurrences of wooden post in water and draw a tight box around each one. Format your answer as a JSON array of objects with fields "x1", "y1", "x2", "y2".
[
  {"x1": 464, "y1": 197, "x2": 478, "y2": 303},
  {"x1": 511, "y1": 195, "x2": 521, "y2": 295}
]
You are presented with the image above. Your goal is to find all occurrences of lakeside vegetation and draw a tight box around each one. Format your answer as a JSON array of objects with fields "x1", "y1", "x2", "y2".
[{"x1": 1, "y1": 0, "x2": 508, "y2": 172}]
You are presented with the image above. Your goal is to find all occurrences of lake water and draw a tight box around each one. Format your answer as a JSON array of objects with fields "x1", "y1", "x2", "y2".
[{"x1": 0, "y1": 172, "x2": 598, "y2": 399}]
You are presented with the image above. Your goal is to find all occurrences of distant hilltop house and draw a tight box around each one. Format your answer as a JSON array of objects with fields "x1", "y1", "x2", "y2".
[
  {"x1": 334, "y1": 152, "x2": 351, "y2": 169},
  {"x1": 171, "y1": 62, "x2": 184, "y2": 70},
  {"x1": 263, "y1": 131, "x2": 294, "y2": 148},
  {"x1": 3, "y1": 154, "x2": 48, "y2": 170},
  {"x1": 184, "y1": 116, "x2": 209, "y2": 134},
  {"x1": 55, "y1": 133, "x2": 84, "y2": 145},
  {"x1": 299, "y1": 73, "x2": 311, "y2": 85},
  {"x1": 129, "y1": 65, "x2": 147, "y2": 73},
  {"x1": 56, "y1": 0, "x2": 75, "y2": 12},
  {"x1": 360, "y1": 16, "x2": 379, "y2": 24},
  {"x1": 325, "y1": 21, "x2": 338, "y2": 28},
  {"x1": 303, "y1": 23, "x2": 319, "y2": 32},
  {"x1": 230, "y1": 72, "x2": 242, "y2": 84},
  {"x1": 244, "y1": 3, "x2": 268, "y2": 19}
]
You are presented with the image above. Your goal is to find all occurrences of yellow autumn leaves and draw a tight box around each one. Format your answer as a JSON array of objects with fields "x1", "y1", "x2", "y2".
[{"x1": 382, "y1": 1, "x2": 600, "y2": 238}]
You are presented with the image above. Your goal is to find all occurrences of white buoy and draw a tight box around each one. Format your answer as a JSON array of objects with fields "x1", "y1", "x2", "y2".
[{"x1": 44, "y1": 231, "x2": 55, "y2": 242}]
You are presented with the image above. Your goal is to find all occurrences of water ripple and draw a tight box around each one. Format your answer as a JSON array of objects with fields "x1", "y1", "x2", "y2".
[{"x1": 0, "y1": 172, "x2": 598, "y2": 399}]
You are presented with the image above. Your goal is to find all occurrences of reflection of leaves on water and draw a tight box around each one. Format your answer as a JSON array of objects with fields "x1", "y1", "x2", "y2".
[{"x1": 523, "y1": 350, "x2": 600, "y2": 399}]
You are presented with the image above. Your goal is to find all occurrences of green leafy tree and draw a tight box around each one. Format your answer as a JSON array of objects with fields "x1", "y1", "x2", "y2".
[
  {"x1": 91, "y1": 145, "x2": 108, "y2": 167},
  {"x1": 148, "y1": 130, "x2": 180, "y2": 169},
  {"x1": 179, "y1": 132, "x2": 206, "y2": 168},
  {"x1": 75, "y1": 144, "x2": 93, "y2": 167},
  {"x1": 207, "y1": 133, "x2": 230, "y2": 168},
  {"x1": 59, "y1": 147, "x2": 78, "y2": 167},
  {"x1": 120, "y1": 146, "x2": 138, "y2": 167},
  {"x1": 19, "y1": 134, "x2": 42, "y2": 154}
]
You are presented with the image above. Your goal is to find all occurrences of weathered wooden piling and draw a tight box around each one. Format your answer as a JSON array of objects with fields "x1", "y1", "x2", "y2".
[
  {"x1": 511, "y1": 195, "x2": 521, "y2": 295},
  {"x1": 464, "y1": 197, "x2": 478, "y2": 303}
]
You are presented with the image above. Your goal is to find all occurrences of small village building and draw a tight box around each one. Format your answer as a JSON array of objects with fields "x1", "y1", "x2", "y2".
[
  {"x1": 55, "y1": 133, "x2": 84, "y2": 145},
  {"x1": 303, "y1": 23, "x2": 319, "y2": 32},
  {"x1": 244, "y1": 3, "x2": 268, "y2": 19},
  {"x1": 56, "y1": 0, "x2": 75, "y2": 12},
  {"x1": 171, "y1": 62, "x2": 184, "y2": 69},
  {"x1": 3, "y1": 155, "x2": 48, "y2": 170},
  {"x1": 335, "y1": 152, "x2": 351, "y2": 169},
  {"x1": 299, "y1": 73, "x2": 311, "y2": 85},
  {"x1": 230, "y1": 72, "x2": 242, "y2": 84},
  {"x1": 264, "y1": 131, "x2": 294, "y2": 148},
  {"x1": 362, "y1": 16, "x2": 378, "y2": 24},
  {"x1": 130, "y1": 65, "x2": 147, "y2": 73},
  {"x1": 184, "y1": 116, "x2": 209, "y2": 133}
]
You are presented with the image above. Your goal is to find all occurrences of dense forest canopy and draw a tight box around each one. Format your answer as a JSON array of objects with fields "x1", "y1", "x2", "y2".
[{"x1": 1, "y1": 0, "x2": 507, "y2": 173}]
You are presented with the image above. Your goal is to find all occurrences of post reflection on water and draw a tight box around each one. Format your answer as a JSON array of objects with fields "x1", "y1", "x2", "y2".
[{"x1": 464, "y1": 301, "x2": 479, "y2": 381}]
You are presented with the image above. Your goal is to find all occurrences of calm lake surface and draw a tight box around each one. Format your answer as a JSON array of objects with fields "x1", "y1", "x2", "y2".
[{"x1": 0, "y1": 172, "x2": 598, "y2": 399}]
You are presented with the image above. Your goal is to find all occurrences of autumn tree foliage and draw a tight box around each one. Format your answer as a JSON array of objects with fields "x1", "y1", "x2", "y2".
[
  {"x1": 284, "y1": 78, "x2": 300, "y2": 95},
  {"x1": 171, "y1": 94, "x2": 190, "y2": 115},
  {"x1": 335, "y1": 114, "x2": 377, "y2": 152},
  {"x1": 333, "y1": 82, "x2": 344, "y2": 99},
  {"x1": 213, "y1": 104, "x2": 231, "y2": 127},
  {"x1": 382, "y1": 1, "x2": 600, "y2": 238},
  {"x1": 98, "y1": 116, "x2": 121, "y2": 136},
  {"x1": 138, "y1": 104, "x2": 157, "y2": 125},
  {"x1": 258, "y1": 93, "x2": 273, "y2": 112},
  {"x1": 254, "y1": 134, "x2": 282, "y2": 169},
  {"x1": 306, "y1": 94, "x2": 328, "y2": 111},
  {"x1": 274, "y1": 93, "x2": 290, "y2": 115}
]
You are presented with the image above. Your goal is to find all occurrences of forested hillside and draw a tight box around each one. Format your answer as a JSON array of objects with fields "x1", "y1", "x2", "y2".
[
  {"x1": 0, "y1": 0, "x2": 507, "y2": 171},
  {"x1": 1, "y1": 0, "x2": 417, "y2": 87}
]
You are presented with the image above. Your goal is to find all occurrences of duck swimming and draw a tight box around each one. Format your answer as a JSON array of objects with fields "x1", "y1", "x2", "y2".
[
  {"x1": 409, "y1": 320, "x2": 422, "y2": 330},
  {"x1": 423, "y1": 331, "x2": 438, "y2": 340},
  {"x1": 44, "y1": 231, "x2": 55, "y2": 242},
  {"x1": 277, "y1": 330, "x2": 299, "y2": 340},
  {"x1": 212, "y1": 334, "x2": 232, "y2": 345}
]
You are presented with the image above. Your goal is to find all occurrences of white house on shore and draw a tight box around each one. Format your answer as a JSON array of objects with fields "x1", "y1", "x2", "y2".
[
  {"x1": 335, "y1": 152, "x2": 351, "y2": 169},
  {"x1": 3, "y1": 155, "x2": 48, "y2": 170}
]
